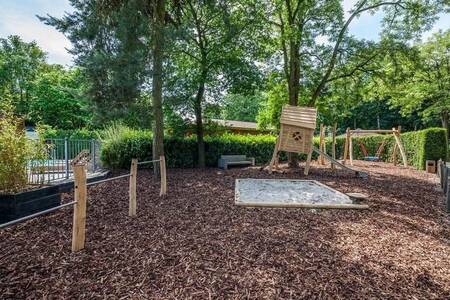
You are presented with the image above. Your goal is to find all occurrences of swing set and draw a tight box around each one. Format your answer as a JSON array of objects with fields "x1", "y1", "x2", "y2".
[{"x1": 343, "y1": 128, "x2": 408, "y2": 167}]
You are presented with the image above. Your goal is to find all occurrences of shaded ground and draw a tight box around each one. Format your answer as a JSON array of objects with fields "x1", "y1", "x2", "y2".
[{"x1": 1, "y1": 161, "x2": 449, "y2": 299}]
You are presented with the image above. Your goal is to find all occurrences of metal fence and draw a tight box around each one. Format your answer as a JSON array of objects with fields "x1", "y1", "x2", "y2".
[
  {"x1": 437, "y1": 160, "x2": 450, "y2": 213},
  {"x1": 27, "y1": 138, "x2": 102, "y2": 184}
]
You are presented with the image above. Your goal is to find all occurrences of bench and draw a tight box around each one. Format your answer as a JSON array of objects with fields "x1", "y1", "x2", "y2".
[{"x1": 218, "y1": 155, "x2": 255, "y2": 170}]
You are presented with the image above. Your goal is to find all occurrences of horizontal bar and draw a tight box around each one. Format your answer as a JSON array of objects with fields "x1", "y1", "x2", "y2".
[
  {"x1": 350, "y1": 129, "x2": 397, "y2": 134},
  {"x1": 86, "y1": 173, "x2": 131, "y2": 186},
  {"x1": 137, "y1": 159, "x2": 161, "y2": 165},
  {"x1": 0, "y1": 201, "x2": 77, "y2": 230}
]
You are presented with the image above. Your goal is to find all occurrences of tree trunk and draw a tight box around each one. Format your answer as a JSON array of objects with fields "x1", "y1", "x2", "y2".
[
  {"x1": 194, "y1": 78, "x2": 206, "y2": 168},
  {"x1": 441, "y1": 110, "x2": 449, "y2": 139},
  {"x1": 151, "y1": 0, "x2": 166, "y2": 174},
  {"x1": 288, "y1": 41, "x2": 300, "y2": 107},
  {"x1": 287, "y1": 41, "x2": 300, "y2": 168}
]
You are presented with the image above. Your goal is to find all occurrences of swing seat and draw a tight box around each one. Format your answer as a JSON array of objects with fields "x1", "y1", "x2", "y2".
[{"x1": 364, "y1": 156, "x2": 381, "y2": 161}]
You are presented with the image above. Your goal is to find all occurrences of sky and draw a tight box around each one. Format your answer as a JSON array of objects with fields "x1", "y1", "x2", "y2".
[{"x1": 0, "y1": 0, "x2": 449, "y2": 66}]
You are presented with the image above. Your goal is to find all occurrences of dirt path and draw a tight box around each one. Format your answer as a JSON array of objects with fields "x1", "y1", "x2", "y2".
[{"x1": 1, "y1": 161, "x2": 449, "y2": 299}]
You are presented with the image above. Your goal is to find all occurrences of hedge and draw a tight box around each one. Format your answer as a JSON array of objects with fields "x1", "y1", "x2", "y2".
[
  {"x1": 100, "y1": 128, "x2": 447, "y2": 170},
  {"x1": 41, "y1": 128, "x2": 98, "y2": 140}
]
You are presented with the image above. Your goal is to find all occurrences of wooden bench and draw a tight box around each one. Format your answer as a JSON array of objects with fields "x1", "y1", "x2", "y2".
[{"x1": 218, "y1": 155, "x2": 255, "y2": 170}]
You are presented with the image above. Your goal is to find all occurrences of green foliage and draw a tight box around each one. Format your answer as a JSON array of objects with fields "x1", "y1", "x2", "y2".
[
  {"x1": 0, "y1": 105, "x2": 47, "y2": 192},
  {"x1": 100, "y1": 128, "x2": 447, "y2": 171},
  {"x1": 220, "y1": 93, "x2": 264, "y2": 122},
  {"x1": 256, "y1": 79, "x2": 288, "y2": 130},
  {"x1": 40, "y1": 0, "x2": 151, "y2": 125},
  {"x1": 0, "y1": 35, "x2": 46, "y2": 117},
  {"x1": 40, "y1": 126, "x2": 97, "y2": 140},
  {"x1": 30, "y1": 66, "x2": 91, "y2": 129}
]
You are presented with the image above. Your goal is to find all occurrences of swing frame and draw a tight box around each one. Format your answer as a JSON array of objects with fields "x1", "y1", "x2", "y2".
[{"x1": 342, "y1": 127, "x2": 408, "y2": 167}]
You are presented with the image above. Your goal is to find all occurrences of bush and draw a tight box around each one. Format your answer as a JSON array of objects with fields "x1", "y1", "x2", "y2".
[
  {"x1": 100, "y1": 127, "x2": 447, "y2": 171},
  {"x1": 40, "y1": 126, "x2": 97, "y2": 140},
  {"x1": 0, "y1": 108, "x2": 47, "y2": 192}
]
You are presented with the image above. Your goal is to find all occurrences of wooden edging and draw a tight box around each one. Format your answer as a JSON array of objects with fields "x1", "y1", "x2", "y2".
[{"x1": 235, "y1": 202, "x2": 369, "y2": 210}]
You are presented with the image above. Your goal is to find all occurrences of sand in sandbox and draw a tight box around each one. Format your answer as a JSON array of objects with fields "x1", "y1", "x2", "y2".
[{"x1": 235, "y1": 179, "x2": 352, "y2": 206}]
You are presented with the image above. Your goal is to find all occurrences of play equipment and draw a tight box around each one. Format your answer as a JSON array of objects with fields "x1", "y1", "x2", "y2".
[
  {"x1": 269, "y1": 105, "x2": 368, "y2": 178},
  {"x1": 269, "y1": 105, "x2": 316, "y2": 175},
  {"x1": 343, "y1": 128, "x2": 407, "y2": 167},
  {"x1": 357, "y1": 139, "x2": 386, "y2": 161}
]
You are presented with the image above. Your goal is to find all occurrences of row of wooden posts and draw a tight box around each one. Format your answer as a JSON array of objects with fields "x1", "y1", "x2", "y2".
[
  {"x1": 437, "y1": 159, "x2": 450, "y2": 213},
  {"x1": 71, "y1": 156, "x2": 167, "y2": 252}
]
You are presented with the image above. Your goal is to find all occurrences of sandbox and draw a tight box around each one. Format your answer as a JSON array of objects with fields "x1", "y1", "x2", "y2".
[{"x1": 235, "y1": 179, "x2": 368, "y2": 209}]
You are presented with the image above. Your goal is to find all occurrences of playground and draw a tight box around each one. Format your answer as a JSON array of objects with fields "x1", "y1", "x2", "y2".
[{"x1": 1, "y1": 161, "x2": 449, "y2": 299}]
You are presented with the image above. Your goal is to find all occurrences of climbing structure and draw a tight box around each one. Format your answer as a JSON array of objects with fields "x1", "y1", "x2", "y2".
[
  {"x1": 269, "y1": 105, "x2": 368, "y2": 178},
  {"x1": 269, "y1": 105, "x2": 317, "y2": 175}
]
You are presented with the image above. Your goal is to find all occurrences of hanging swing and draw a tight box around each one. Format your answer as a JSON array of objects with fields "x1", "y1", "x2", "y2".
[{"x1": 357, "y1": 139, "x2": 386, "y2": 161}]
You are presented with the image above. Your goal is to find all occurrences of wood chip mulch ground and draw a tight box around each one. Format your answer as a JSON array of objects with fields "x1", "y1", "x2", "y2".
[{"x1": 1, "y1": 161, "x2": 449, "y2": 299}]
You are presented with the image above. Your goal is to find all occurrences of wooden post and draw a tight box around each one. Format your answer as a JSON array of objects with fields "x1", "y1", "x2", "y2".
[
  {"x1": 349, "y1": 130, "x2": 353, "y2": 166},
  {"x1": 319, "y1": 124, "x2": 325, "y2": 165},
  {"x1": 331, "y1": 123, "x2": 337, "y2": 170},
  {"x1": 393, "y1": 127, "x2": 407, "y2": 167},
  {"x1": 159, "y1": 155, "x2": 167, "y2": 196},
  {"x1": 129, "y1": 159, "x2": 137, "y2": 217},
  {"x1": 343, "y1": 128, "x2": 350, "y2": 165},
  {"x1": 304, "y1": 150, "x2": 313, "y2": 175},
  {"x1": 72, "y1": 164, "x2": 87, "y2": 252},
  {"x1": 269, "y1": 137, "x2": 280, "y2": 174}
]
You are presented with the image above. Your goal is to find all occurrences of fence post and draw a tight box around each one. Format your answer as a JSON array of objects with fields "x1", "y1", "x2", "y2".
[
  {"x1": 72, "y1": 164, "x2": 87, "y2": 252},
  {"x1": 159, "y1": 155, "x2": 167, "y2": 196},
  {"x1": 129, "y1": 159, "x2": 137, "y2": 217},
  {"x1": 91, "y1": 139, "x2": 96, "y2": 171},
  {"x1": 64, "y1": 138, "x2": 69, "y2": 179}
]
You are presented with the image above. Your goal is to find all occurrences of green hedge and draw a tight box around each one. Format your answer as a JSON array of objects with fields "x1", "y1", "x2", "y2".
[
  {"x1": 41, "y1": 127, "x2": 98, "y2": 140},
  {"x1": 101, "y1": 128, "x2": 447, "y2": 170}
]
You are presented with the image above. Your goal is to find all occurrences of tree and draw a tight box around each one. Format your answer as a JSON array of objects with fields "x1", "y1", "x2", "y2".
[
  {"x1": 42, "y1": 0, "x2": 166, "y2": 169},
  {"x1": 0, "y1": 36, "x2": 46, "y2": 118},
  {"x1": 30, "y1": 65, "x2": 91, "y2": 129},
  {"x1": 266, "y1": 0, "x2": 445, "y2": 107},
  {"x1": 40, "y1": 0, "x2": 151, "y2": 126},
  {"x1": 220, "y1": 93, "x2": 264, "y2": 122},
  {"x1": 380, "y1": 30, "x2": 450, "y2": 134},
  {"x1": 167, "y1": 0, "x2": 266, "y2": 167}
]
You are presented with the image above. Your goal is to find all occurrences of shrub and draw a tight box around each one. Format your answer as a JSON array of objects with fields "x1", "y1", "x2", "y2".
[
  {"x1": 40, "y1": 126, "x2": 97, "y2": 140},
  {"x1": 100, "y1": 127, "x2": 447, "y2": 171},
  {"x1": 0, "y1": 108, "x2": 47, "y2": 192}
]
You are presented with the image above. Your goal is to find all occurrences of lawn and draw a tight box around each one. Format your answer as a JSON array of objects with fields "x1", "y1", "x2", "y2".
[{"x1": 1, "y1": 161, "x2": 449, "y2": 298}]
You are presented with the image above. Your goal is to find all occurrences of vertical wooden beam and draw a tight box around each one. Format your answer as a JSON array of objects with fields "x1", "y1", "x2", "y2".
[
  {"x1": 72, "y1": 164, "x2": 87, "y2": 252},
  {"x1": 343, "y1": 128, "x2": 350, "y2": 165},
  {"x1": 393, "y1": 127, "x2": 407, "y2": 167},
  {"x1": 159, "y1": 155, "x2": 167, "y2": 196},
  {"x1": 129, "y1": 159, "x2": 137, "y2": 217},
  {"x1": 269, "y1": 136, "x2": 280, "y2": 174},
  {"x1": 304, "y1": 150, "x2": 313, "y2": 175},
  {"x1": 331, "y1": 123, "x2": 337, "y2": 170},
  {"x1": 319, "y1": 124, "x2": 325, "y2": 165},
  {"x1": 349, "y1": 131, "x2": 354, "y2": 166}
]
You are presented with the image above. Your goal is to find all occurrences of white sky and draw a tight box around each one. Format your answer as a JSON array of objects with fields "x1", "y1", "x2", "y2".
[{"x1": 0, "y1": 0, "x2": 448, "y2": 66}]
